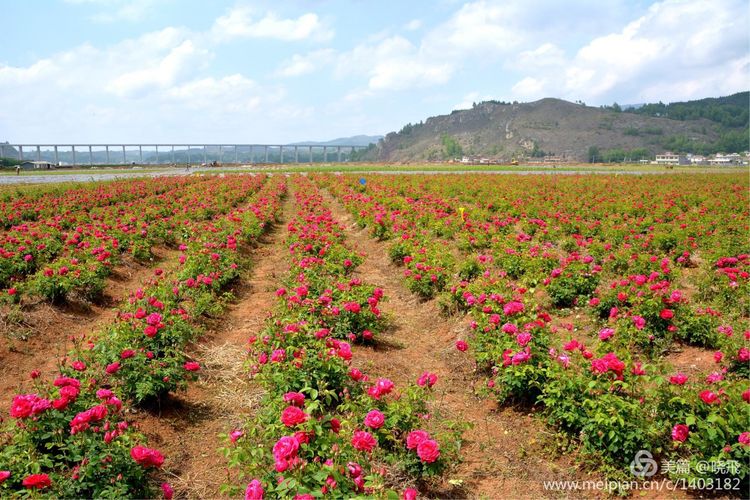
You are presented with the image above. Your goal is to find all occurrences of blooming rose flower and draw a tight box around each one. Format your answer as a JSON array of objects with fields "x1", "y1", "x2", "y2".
[
  {"x1": 364, "y1": 410, "x2": 385, "y2": 429},
  {"x1": 406, "y1": 430, "x2": 431, "y2": 450},
  {"x1": 632, "y1": 316, "x2": 646, "y2": 330},
  {"x1": 739, "y1": 432, "x2": 750, "y2": 446},
  {"x1": 416, "y1": 439, "x2": 441, "y2": 463},
  {"x1": 503, "y1": 301, "x2": 524, "y2": 316},
  {"x1": 245, "y1": 479, "x2": 264, "y2": 500},
  {"x1": 161, "y1": 483, "x2": 174, "y2": 499},
  {"x1": 660, "y1": 309, "x2": 674, "y2": 320},
  {"x1": 669, "y1": 373, "x2": 688, "y2": 385},
  {"x1": 22, "y1": 473, "x2": 51, "y2": 489},
  {"x1": 230, "y1": 429, "x2": 244, "y2": 443},
  {"x1": 280, "y1": 406, "x2": 309, "y2": 427},
  {"x1": 417, "y1": 372, "x2": 437, "y2": 388},
  {"x1": 0, "y1": 471, "x2": 10, "y2": 484},
  {"x1": 598, "y1": 328, "x2": 615, "y2": 341},
  {"x1": 403, "y1": 488, "x2": 419, "y2": 500},
  {"x1": 351, "y1": 430, "x2": 377, "y2": 452},
  {"x1": 130, "y1": 446, "x2": 165, "y2": 468},
  {"x1": 184, "y1": 361, "x2": 200, "y2": 371},
  {"x1": 283, "y1": 392, "x2": 305, "y2": 406},
  {"x1": 699, "y1": 390, "x2": 719, "y2": 404},
  {"x1": 738, "y1": 347, "x2": 750, "y2": 362},
  {"x1": 272, "y1": 436, "x2": 300, "y2": 462},
  {"x1": 455, "y1": 340, "x2": 468, "y2": 352},
  {"x1": 671, "y1": 424, "x2": 689, "y2": 442}
]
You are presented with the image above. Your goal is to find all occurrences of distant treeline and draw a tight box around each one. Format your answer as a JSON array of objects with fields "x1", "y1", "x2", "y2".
[{"x1": 624, "y1": 91, "x2": 749, "y2": 129}]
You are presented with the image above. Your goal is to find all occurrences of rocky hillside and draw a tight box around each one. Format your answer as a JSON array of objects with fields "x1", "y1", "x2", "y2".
[{"x1": 369, "y1": 95, "x2": 747, "y2": 162}]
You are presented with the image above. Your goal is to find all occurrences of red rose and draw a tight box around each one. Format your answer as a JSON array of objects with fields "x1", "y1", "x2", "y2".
[
  {"x1": 22, "y1": 473, "x2": 51, "y2": 489},
  {"x1": 280, "y1": 406, "x2": 309, "y2": 427},
  {"x1": 184, "y1": 361, "x2": 200, "y2": 371},
  {"x1": 130, "y1": 445, "x2": 165, "y2": 468}
]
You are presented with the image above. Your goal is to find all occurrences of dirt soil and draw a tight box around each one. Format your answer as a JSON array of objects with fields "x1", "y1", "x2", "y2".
[
  {"x1": 132, "y1": 195, "x2": 293, "y2": 499},
  {"x1": 320, "y1": 189, "x2": 604, "y2": 499}
]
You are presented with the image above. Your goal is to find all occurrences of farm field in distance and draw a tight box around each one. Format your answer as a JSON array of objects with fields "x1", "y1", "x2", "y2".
[{"x1": 0, "y1": 171, "x2": 747, "y2": 498}]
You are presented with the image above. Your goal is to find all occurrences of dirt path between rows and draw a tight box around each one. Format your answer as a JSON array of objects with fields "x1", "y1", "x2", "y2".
[
  {"x1": 136, "y1": 194, "x2": 293, "y2": 499},
  {"x1": 0, "y1": 248, "x2": 180, "y2": 414},
  {"x1": 320, "y1": 189, "x2": 598, "y2": 499}
]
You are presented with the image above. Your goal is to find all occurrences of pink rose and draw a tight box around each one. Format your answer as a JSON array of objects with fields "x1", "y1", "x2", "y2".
[
  {"x1": 245, "y1": 479, "x2": 264, "y2": 500},
  {"x1": 416, "y1": 439, "x2": 441, "y2": 463},
  {"x1": 406, "y1": 430, "x2": 430, "y2": 450},
  {"x1": 351, "y1": 430, "x2": 377, "y2": 452},
  {"x1": 671, "y1": 424, "x2": 689, "y2": 442},
  {"x1": 364, "y1": 410, "x2": 385, "y2": 429}
]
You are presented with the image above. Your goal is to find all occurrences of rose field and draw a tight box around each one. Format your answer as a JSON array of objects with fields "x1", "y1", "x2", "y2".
[{"x1": 0, "y1": 171, "x2": 747, "y2": 498}]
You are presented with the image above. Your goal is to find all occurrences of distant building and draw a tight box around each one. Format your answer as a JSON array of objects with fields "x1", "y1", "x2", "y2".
[
  {"x1": 655, "y1": 153, "x2": 689, "y2": 165},
  {"x1": 20, "y1": 161, "x2": 55, "y2": 170},
  {"x1": 689, "y1": 155, "x2": 707, "y2": 165},
  {"x1": 708, "y1": 153, "x2": 741, "y2": 165}
]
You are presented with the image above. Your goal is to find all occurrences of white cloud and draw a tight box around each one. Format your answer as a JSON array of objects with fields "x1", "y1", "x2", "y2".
[
  {"x1": 511, "y1": 77, "x2": 546, "y2": 100},
  {"x1": 212, "y1": 7, "x2": 333, "y2": 42},
  {"x1": 404, "y1": 19, "x2": 422, "y2": 31},
  {"x1": 107, "y1": 39, "x2": 209, "y2": 97},
  {"x1": 453, "y1": 91, "x2": 485, "y2": 110},
  {"x1": 507, "y1": 0, "x2": 749, "y2": 103},
  {"x1": 337, "y1": 35, "x2": 453, "y2": 93},
  {"x1": 515, "y1": 43, "x2": 565, "y2": 68},
  {"x1": 0, "y1": 23, "x2": 289, "y2": 142},
  {"x1": 276, "y1": 49, "x2": 336, "y2": 77}
]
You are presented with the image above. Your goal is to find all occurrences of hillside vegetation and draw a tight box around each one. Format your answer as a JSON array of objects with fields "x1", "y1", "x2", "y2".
[{"x1": 366, "y1": 92, "x2": 749, "y2": 162}]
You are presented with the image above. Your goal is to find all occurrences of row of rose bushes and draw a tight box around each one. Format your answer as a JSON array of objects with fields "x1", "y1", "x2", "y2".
[
  {"x1": 316, "y1": 173, "x2": 749, "y2": 488},
  {"x1": 222, "y1": 176, "x2": 460, "y2": 499},
  {"x1": 0, "y1": 175, "x2": 287, "y2": 497},
  {"x1": 1, "y1": 175, "x2": 265, "y2": 304},
  {"x1": 318, "y1": 173, "x2": 748, "y2": 353}
]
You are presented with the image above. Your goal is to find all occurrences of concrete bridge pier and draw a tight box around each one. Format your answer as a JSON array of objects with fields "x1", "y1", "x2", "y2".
[
  {"x1": 309, "y1": 146, "x2": 313, "y2": 163},
  {"x1": 280, "y1": 146, "x2": 284, "y2": 163},
  {"x1": 203, "y1": 147, "x2": 207, "y2": 165},
  {"x1": 171, "y1": 145, "x2": 175, "y2": 164},
  {"x1": 323, "y1": 146, "x2": 328, "y2": 162},
  {"x1": 155, "y1": 145, "x2": 159, "y2": 165},
  {"x1": 88, "y1": 145, "x2": 93, "y2": 166},
  {"x1": 18, "y1": 145, "x2": 23, "y2": 161},
  {"x1": 294, "y1": 146, "x2": 299, "y2": 163},
  {"x1": 122, "y1": 146, "x2": 126, "y2": 164},
  {"x1": 72, "y1": 146, "x2": 76, "y2": 166},
  {"x1": 54, "y1": 146, "x2": 59, "y2": 165},
  {"x1": 36, "y1": 145, "x2": 41, "y2": 161},
  {"x1": 139, "y1": 145, "x2": 143, "y2": 164},
  {"x1": 106, "y1": 146, "x2": 110, "y2": 164},
  {"x1": 264, "y1": 145, "x2": 269, "y2": 163},
  {"x1": 337, "y1": 146, "x2": 342, "y2": 162}
]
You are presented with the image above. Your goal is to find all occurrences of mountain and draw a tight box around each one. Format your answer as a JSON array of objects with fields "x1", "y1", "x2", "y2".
[
  {"x1": 290, "y1": 135, "x2": 383, "y2": 146},
  {"x1": 366, "y1": 93, "x2": 748, "y2": 162}
]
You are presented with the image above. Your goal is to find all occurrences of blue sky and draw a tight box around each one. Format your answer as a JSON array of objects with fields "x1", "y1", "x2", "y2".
[{"x1": 0, "y1": 0, "x2": 747, "y2": 143}]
